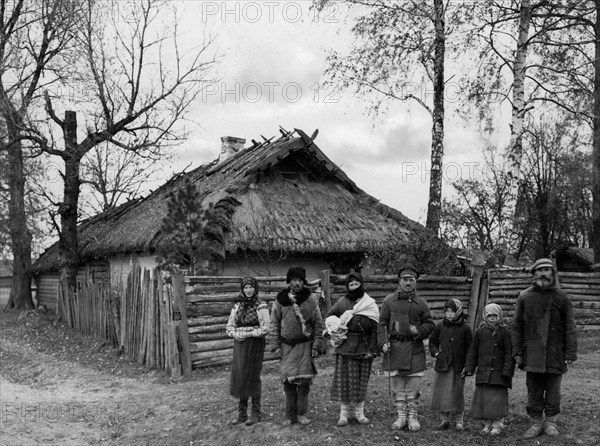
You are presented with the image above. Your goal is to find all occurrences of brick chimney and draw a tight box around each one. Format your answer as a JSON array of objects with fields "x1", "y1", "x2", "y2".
[{"x1": 219, "y1": 136, "x2": 246, "y2": 163}]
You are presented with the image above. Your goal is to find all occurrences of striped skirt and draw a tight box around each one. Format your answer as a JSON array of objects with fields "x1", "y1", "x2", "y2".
[
  {"x1": 230, "y1": 337, "x2": 266, "y2": 398},
  {"x1": 330, "y1": 355, "x2": 373, "y2": 402}
]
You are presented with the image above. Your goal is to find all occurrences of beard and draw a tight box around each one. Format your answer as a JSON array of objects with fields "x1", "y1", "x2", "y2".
[{"x1": 535, "y1": 276, "x2": 553, "y2": 289}]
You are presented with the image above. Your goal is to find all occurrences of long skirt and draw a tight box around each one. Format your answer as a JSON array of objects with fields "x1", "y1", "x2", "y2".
[
  {"x1": 330, "y1": 355, "x2": 373, "y2": 402},
  {"x1": 230, "y1": 337, "x2": 265, "y2": 398},
  {"x1": 471, "y1": 385, "x2": 509, "y2": 420},
  {"x1": 430, "y1": 369, "x2": 465, "y2": 414}
]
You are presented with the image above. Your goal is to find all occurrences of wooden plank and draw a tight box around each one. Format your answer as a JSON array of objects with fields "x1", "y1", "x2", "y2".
[
  {"x1": 189, "y1": 338, "x2": 234, "y2": 353},
  {"x1": 173, "y1": 273, "x2": 192, "y2": 374},
  {"x1": 187, "y1": 315, "x2": 229, "y2": 326}
]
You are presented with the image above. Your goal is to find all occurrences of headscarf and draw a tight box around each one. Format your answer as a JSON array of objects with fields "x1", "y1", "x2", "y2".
[
  {"x1": 482, "y1": 303, "x2": 503, "y2": 334},
  {"x1": 443, "y1": 298, "x2": 464, "y2": 324},
  {"x1": 234, "y1": 277, "x2": 260, "y2": 327},
  {"x1": 345, "y1": 272, "x2": 365, "y2": 301}
]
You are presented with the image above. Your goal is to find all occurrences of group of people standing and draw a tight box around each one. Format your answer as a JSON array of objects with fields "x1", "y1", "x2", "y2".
[{"x1": 225, "y1": 259, "x2": 577, "y2": 439}]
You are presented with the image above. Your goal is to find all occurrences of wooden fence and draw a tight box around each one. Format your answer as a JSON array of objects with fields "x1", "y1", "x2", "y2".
[
  {"x1": 58, "y1": 266, "x2": 183, "y2": 377},
  {"x1": 487, "y1": 268, "x2": 600, "y2": 328},
  {"x1": 173, "y1": 267, "x2": 600, "y2": 371},
  {"x1": 55, "y1": 265, "x2": 600, "y2": 374}
]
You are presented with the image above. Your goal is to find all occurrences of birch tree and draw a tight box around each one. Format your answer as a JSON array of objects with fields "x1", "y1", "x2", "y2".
[{"x1": 313, "y1": 0, "x2": 474, "y2": 235}]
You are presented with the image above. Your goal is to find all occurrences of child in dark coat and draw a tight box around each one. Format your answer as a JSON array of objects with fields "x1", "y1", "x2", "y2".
[
  {"x1": 463, "y1": 303, "x2": 515, "y2": 436},
  {"x1": 429, "y1": 299, "x2": 472, "y2": 430}
]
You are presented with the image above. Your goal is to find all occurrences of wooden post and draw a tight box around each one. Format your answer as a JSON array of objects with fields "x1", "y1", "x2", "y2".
[
  {"x1": 468, "y1": 253, "x2": 486, "y2": 331},
  {"x1": 475, "y1": 275, "x2": 489, "y2": 328},
  {"x1": 319, "y1": 270, "x2": 332, "y2": 316},
  {"x1": 173, "y1": 273, "x2": 192, "y2": 374}
]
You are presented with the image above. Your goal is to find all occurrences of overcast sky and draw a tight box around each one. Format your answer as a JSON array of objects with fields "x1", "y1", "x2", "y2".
[{"x1": 158, "y1": 1, "x2": 508, "y2": 224}]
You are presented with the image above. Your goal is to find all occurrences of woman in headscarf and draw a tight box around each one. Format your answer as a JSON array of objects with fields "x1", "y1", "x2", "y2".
[
  {"x1": 325, "y1": 272, "x2": 380, "y2": 426},
  {"x1": 429, "y1": 298, "x2": 472, "y2": 430},
  {"x1": 462, "y1": 303, "x2": 515, "y2": 436},
  {"x1": 226, "y1": 277, "x2": 270, "y2": 425}
]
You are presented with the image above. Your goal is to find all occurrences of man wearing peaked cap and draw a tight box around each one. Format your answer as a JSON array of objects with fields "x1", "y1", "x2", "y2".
[
  {"x1": 512, "y1": 257, "x2": 578, "y2": 439},
  {"x1": 378, "y1": 263, "x2": 433, "y2": 431},
  {"x1": 398, "y1": 265, "x2": 420, "y2": 280}
]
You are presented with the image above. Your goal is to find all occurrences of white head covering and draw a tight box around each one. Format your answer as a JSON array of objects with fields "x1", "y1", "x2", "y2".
[{"x1": 483, "y1": 303, "x2": 502, "y2": 319}]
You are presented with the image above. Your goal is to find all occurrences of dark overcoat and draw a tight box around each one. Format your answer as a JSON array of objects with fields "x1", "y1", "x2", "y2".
[
  {"x1": 512, "y1": 284, "x2": 577, "y2": 374},
  {"x1": 464, "y1": 324, "x2": 515, "y2": 388}
]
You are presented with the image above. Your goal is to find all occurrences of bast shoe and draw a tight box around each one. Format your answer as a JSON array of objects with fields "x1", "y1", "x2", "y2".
[
  {"x1": 544, "y1": 421, "x2": 559, "y2": 436},
  {"x1": 490, "y1": 421, "x2": 504, "y2": 436},
  {"x1": 523, "y1": 423, "x2": 543, "y2": 439},
  {"x1": 297, "y1": 415, "x2": 311, "y2": 425}
]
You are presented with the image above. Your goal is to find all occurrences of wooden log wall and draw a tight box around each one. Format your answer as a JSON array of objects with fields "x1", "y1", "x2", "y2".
[
  {"x1": 328, "y1": 274, "x2": 475, "y2": 325},
  {"x1": 181, "y1": 272, "x2": 475, "y2": 369},
  {"x1": 487, "y1": 269, "x2": 600, "y2": 330},
  {"x1": 182, "y1": 275, "x2": 301, "y2": 369}
]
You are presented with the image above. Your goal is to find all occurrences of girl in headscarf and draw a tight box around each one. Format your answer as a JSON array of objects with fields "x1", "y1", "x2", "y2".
[
  {"x1": 325, "y1": 272, "x2": 380, "y2": 426},
  {"x1": 226, "y1": 277, "x2": 270, "y2": 425},
  {"x1": 462, "y1": 303, "x2": 515, "y2": 436},
  {"x1": 429, "y1": 298, "x2": 472, "y2": 430}
]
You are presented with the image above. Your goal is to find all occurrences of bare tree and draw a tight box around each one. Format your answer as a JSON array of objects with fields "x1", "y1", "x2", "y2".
[
  {"x1": 79, "y1": 143, "x2": 167, "y2": 217},
  {"x1": 313, "y1": 0, "x2": 475, "y2": 235},
  {"x1": 0, "y1": 0, "x2": 78, "y2": 309},
  {"x1": 440, "y1": 147, "x2": 515, "y2": 258},
  {"x1": 20, "y1": 0, "x2": 217, "y2": 291}
]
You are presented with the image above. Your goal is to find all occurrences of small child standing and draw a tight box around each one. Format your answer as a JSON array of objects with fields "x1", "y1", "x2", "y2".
[
  {"x1": 429, "y1": 299, "x2": 472, "y2": 430},
  {"x1": 462, "y1": 303, "x2": 515, "y2": 436}
]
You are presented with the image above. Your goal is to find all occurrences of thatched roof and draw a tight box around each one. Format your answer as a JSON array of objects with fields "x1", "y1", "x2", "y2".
[{"x1": 32, "y1": 128, "x2": 424, "y2": 273}]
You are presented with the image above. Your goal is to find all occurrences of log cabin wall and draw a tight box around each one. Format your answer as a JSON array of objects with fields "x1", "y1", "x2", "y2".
[
  {"x1": 179, "y1": 272, "x2": 477, "y2": 370},
  {"x1": 486, "y1": 269, "x2": 600, "y2": 330},
  {"x1": 179, "y1": 268, "x2": 600, "y2": 370}
]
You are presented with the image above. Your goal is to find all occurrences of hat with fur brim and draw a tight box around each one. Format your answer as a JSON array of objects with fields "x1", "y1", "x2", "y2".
[
  {"x1": 286, "y1": 266, "x2": 307, "y2": 283},
  {"x1": 530, "y1": 258, "x2": 554, "y2": 275}
]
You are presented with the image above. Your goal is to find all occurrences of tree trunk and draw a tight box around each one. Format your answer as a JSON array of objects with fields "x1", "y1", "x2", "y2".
[
  {"x1": 425, "y1": 0, "x2": 446, "y2": 235},
  {"x1": 593, "y1": 1, "x2": 600, "y2": 264},
  {"x1": 508, "y1": 0, "x2": 531, "y2": 181},
  {"x1": 6, "y1": 116, "x2": 34, "y2": 310},
  {"x1": 58, "y1": 111, "x2": 81, "y2": 292}
]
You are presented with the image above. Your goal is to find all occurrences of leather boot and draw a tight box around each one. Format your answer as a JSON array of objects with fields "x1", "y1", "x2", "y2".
[
  {"x1": 232, "y1": 398, "x2": 248, "y2": 425},
  {"x1": 246, "y1": 396, "x2": 261, "y2": 426}
]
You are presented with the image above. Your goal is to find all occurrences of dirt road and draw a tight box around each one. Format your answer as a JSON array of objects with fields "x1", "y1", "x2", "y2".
[{"x1": 1, "y1": 311, "x2": 599, "y2": 446}]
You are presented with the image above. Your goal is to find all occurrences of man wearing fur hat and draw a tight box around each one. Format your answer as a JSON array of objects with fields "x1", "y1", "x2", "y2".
[
  {"x1": 378, "y1": 265, "x2": 435, "y2": 432},
  {"x1": 513, "y1": 258, "x2": 578, "y2": 439},
  {"x1": 270, "y1": 266, "x2": 325, "y2": 426}
]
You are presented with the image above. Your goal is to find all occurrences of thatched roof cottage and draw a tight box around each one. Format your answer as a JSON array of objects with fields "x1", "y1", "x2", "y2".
[{"x1": 31, "y1": 128, "x2": 425, "y2": 306}]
